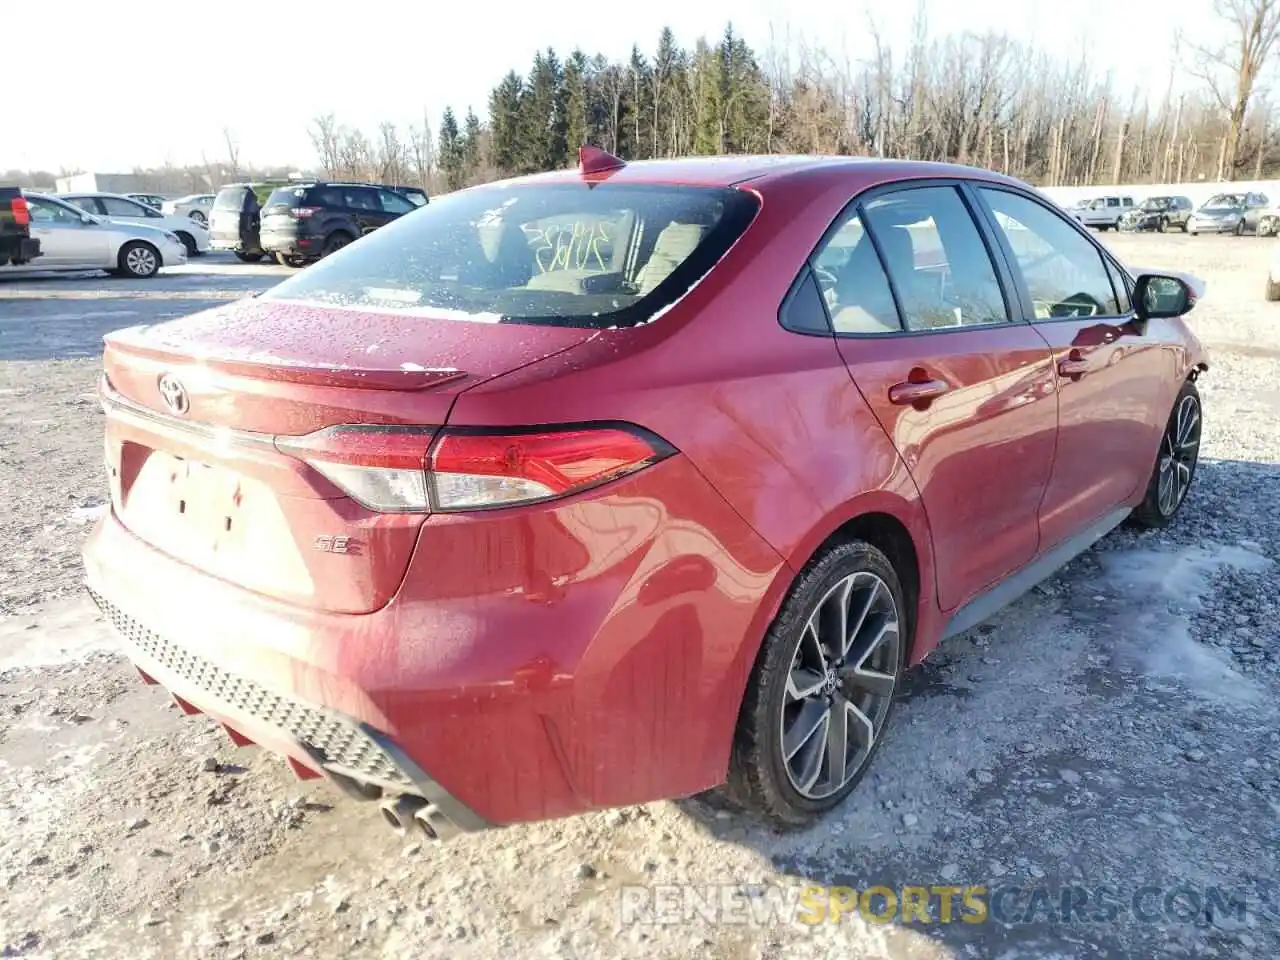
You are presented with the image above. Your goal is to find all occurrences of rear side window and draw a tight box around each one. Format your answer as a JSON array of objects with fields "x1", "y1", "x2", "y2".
[
  {"x1": 979, "y1": 188, "x2": 1121, "y2": 318},
  {"x1": 262, "y1": 183, "x2": 760, "y2": 329},
  {"x1": 810, "y1": 209, "x2": 901, "y2": 335},
  {"x1": 861, "y1": 186, "x2": 1009, "y2": 330},
  {"x1": 214, "y1": 187, "x2": 249, "y2": 211}
]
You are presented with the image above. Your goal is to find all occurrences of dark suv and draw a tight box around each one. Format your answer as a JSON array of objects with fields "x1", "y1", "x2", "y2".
[
  {"x1": 208, "y1": 182, "x2": 290, "y2": 262},
  {"x1": 259, "y1": 181, "x2": 427, "y2": 266},
  {"x1": 1117, "y1": 196, "x2": 1194, "y2": 233}
]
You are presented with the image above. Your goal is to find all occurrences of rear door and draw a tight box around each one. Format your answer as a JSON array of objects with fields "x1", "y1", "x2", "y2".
[
  {"x1": 824, "y1": 182, "x2": 1058, "y2": 612},
  {"x1": 971, "y1": 185, "x2": 1170, "y2": 549},
  {"x1": 209, "y1": 187, "x2": 249, "y2": 246}
]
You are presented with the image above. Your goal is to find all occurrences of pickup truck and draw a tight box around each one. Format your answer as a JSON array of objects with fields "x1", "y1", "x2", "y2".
[{"x1": 1, "y1": 187, "x2": 41, "y2": 265}]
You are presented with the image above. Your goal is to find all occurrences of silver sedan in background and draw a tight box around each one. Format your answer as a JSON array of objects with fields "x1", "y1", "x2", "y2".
[{"x1": 1, "y1": 193, "x2": 187, "y2": 278}]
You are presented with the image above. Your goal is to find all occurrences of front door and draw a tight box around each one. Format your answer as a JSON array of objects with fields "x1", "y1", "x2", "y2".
[
  {"x1": 819, "y1": 183, "x2": 1058, "y2": 612},
  {"x1": 971, "y1": 185, "x2": 1171, "y2": 550},
  {"x1": 25, "y1": 197, "x2": 109, "y2": 268}
]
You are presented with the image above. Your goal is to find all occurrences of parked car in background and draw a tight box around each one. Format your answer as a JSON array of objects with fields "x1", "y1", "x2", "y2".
[
  {"x1": 1071, "y1": 195, "x2": 1135, "y2": 230},
  {"x1": 162, "y1": 194, "x2": 215, "y2": 224},
  {"x1": 0, "y1": 187, "x2": 40, "y2": 265},
  {"x1": 5, "y1": 193, "x2": 185, "y2": 277},
  {"x1": 127, "y1": 193, "x2": 169, "y2": 210},
  {"x1": 259, "y1": 180, "x2": 425, "y2": 267},
  {"x1": 1118, "y1": 196, "x2": 1194, "y2": 233},
  {"x1": 82, "y1": 150, "x2": 1208, "y2": 840},
  {"x1": 1253, "y1": 203, "x2": 1280, "y2": 237},
  {"x1": 1186, "y1": 192, "x2": 1270, "y2": 235},
  {"x1": 207, "y1": 182, "x2": 290, "y2": 262},
  {"x1": 61, "y1": 192, "x2": 210, "y2": 257}
]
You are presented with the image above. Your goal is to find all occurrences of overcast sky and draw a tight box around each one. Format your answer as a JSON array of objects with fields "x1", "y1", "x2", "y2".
[{"x1": 7, "y1": 0, "x2": 1222, "y2": 172}]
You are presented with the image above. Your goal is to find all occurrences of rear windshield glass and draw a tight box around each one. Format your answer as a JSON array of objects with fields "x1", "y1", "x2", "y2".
[
  {"x1": 264, "y1": 187, "x2": 307, "y2": 212},
  {"x1": 260, "y1": 183, "x2": 758, "y2": 328}
]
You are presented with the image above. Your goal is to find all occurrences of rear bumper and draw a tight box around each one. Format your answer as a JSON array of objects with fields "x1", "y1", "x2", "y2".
[
  {"x1": 82, "y1": 454, "x2": 785, "y2": 826},
  {"x1": 86, "y1": 583, "x2": 486, "y2": 832},
  {"x1": 209, "y1": 230, "x2": 253, "y2": 252},
  {"x1": 1, "y1": 235, "x2": 41, "y2": 263},
  {"x1": 260, "y1": 231, "x2": 319, "y2": 257}
]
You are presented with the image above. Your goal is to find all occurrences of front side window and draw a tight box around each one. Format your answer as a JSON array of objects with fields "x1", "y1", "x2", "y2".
[
  {"x1": 379, "y1": 189, "x2": 416, "y2": 214},
  {"x1": 979, "y1": 188, "x2": 1121, "y2": 319},
  {"x1": 860, "y1": 186, "x2": 1009, "y2": 331},
  {"x1": 809, "y1": 209, "x2": 900, "y2": 334},
  {"x1": 261, "y1": 182, "x2": 759, "y2": 329}
]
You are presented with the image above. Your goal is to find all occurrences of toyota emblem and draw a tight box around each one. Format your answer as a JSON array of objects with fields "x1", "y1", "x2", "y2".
[{"x1": 157, "y1": 373, "x2": 189, "y2": 416}]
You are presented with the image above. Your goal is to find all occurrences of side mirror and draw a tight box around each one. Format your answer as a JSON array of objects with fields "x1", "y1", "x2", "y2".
[
  {"x1": 1133, "y1": 273, "x2": 1195, "y2": 320},
  {"x1": 80, "y1": 212, "x2": 97, "y2": 226}
]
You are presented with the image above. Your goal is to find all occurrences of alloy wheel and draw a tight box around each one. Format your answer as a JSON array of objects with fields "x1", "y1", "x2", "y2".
[
  {"x1": 1157, "y1": 393, "x2": 1201, "y2": 516},
  {"x1": 126, "y1": 246, "x2": 157, "y2": 276},
  {"x1": 779, "y1": 571, "x2": 900, "y2": 800}
]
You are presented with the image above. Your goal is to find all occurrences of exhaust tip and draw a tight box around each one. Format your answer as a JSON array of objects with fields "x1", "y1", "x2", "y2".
[{"x1": 378, "y1": 794, "x2": 427, "y2": 834}]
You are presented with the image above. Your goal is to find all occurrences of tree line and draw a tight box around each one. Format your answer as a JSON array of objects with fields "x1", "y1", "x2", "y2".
[
  {"x1": 10, "y1": 2, "x2": 1279, "y2": 196},
  {"x1": 308, "y1": 1, "x2": 1280, "y2": 193}
]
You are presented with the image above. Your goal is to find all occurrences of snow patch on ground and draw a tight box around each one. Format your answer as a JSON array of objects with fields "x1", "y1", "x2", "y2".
[
  {"x1": 1097, "y1": 543, "x2": 1273, "y2": 703},
  {"x1": 0, "y1": 600, "x2": 116, "y2": 672}
]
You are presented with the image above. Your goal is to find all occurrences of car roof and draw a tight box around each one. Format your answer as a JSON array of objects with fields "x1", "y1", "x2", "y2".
[
  {"x1": 500, "y1": 154, "x2": 1031, "y2": 192},
  {"x1": 62, "y1": 191, "x2": 145, "y2": 200}
]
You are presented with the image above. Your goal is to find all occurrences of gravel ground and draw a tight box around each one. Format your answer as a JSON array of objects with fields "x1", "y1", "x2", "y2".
[{"x1": 0, "y1": 236, "x2": 1277, "y2": 959}]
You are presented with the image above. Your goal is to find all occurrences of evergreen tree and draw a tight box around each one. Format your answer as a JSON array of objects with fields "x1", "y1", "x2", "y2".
[
  {"x1": 462, "y1": 108, "x2": 482, "y2": 179},
  {"x1": 564, "y1": 50, "x2": 590, "y2": 165},
  {"x1": 438, "y1": 107, "x2": 465, "y2": 191},
  {"x1": 521, "y1": 48, "x2": 567, "y2": 172},
  {"x1": 488, "y1": 71, "x2": 523, "y2": 175}
]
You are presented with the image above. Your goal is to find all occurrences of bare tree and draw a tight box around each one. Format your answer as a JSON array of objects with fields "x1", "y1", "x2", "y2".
[
  {"x1": 222, "y1": 127, "x2": 241, "y2": 179},
  {"x1": 408, "y1": 111, "x2": 436, "y2": 190},
  {"x1": 309, "y1": 113, "x2": 342, "y2": 176},
  {"x1": 1186, "y1": 0, "x2": 1280, "y2": 178}
]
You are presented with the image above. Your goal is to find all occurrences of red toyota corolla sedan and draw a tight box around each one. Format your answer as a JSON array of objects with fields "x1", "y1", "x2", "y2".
[{"x1": 83, "y1": 149, "x2": 1208, "y2": 841}]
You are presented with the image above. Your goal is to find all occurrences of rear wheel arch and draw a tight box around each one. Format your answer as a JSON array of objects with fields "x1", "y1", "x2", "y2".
[{"x1": 821, "y1": 512, "x2": 921, "y2": 655}]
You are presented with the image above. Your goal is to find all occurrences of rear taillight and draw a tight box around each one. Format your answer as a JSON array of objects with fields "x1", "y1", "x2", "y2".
[
  {"x1": 11, "y1": 197, "x2": 30, "y2": 227},
  {"x1": 276, "y1": 423, "x2": 674, "y2": 513},
  {"x1": 291, "y1": 206, "x2": 320, "y2": 218}
]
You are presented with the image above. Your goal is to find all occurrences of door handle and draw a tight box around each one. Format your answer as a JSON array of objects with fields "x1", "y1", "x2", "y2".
[
  {"x1": 1058, "y1": 350, "x2": 1090, "y2": 380},
  {"x1": 888, "y1": 377, "x2": 951, "y2": 406}
]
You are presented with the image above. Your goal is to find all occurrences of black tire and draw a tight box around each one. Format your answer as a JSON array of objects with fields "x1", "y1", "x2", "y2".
[
  {"x1": 234, "y1": 251, "x2": 264, "y2": 263},
  {"x1": 1158, "y1": 217, "x2": 1169, "y2": 233},
  {"x1": 1266, "y1": 274, "x2": 1280, "y2": 301},
  {"x1": 189, "y1": 210, "x2": 207, "y2": 224},
  {"x1": 175, "y1": 231, "x2": 198, "y2": 257},
  {"x1": 1235, "y1": 219, "x2": 1246, "y2": 237},
  {"x1": 321, "y1": 232, "x2": 354, "y2": 257},
  {"x1": 723, "y1": 539, "x2": 908, "y2": 827},
  {"x1": 112, "y1": 241, "x2": 161, "y2": 278},
  {"x1": 1129, "y1": 380, "x2": 1202, "y2": 529}
]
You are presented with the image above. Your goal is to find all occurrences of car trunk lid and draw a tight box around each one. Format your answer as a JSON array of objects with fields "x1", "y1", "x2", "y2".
[{"x1": 100, "y1": 298, "x2": 597, "y2": 614}]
